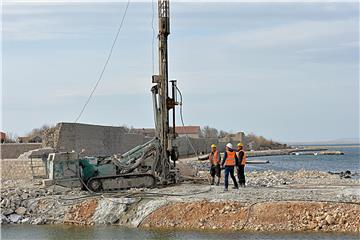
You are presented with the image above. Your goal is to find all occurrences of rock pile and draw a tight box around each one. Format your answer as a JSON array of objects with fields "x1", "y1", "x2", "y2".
[
  {"x1": 142, "y1": 200, "x2": 247, "y2": 230},
  {"x1": 0, "y1": 179, "x2": 81, "y2": 224},
  {"x1": 246, "y1": 170, "x2": 294, "y2": 187},
  {"x1": 17, "y1": 147, "x2": 54, "y2": 160},
  {"x1": 297, "y1": 204, "x2": 359, "y2": 232},
  {"x1": 142, "y1": 200, "x2": 360, "y2": 233},
  {"x1": 1, "y1": 184, "x2": 49, "y2": 224}
]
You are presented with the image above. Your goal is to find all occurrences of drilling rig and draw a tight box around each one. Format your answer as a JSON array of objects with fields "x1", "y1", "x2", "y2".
[{"x1": 44, "y1": 0, "x2": 180, "y2": 191}]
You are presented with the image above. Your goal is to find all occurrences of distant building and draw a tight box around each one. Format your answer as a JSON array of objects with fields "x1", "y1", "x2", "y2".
[
  {"x1": 219, "y1": 131, "x2": 246, "y2": 143},
  {"x1": 0, "y1": 132, "x2": 6, "y2": 143},
  {"x1": 17, "y1": 136, "x2": 30, "y2": 143},
  {"x1": 30, "y1": 136, "x2": 43, "y2": 143},
  {"x1": 175, "y1": 126, "x2": 201, "y2": 138},
  {"x1": 135, "y1": 126, "x2": 201, "y2": 138}
]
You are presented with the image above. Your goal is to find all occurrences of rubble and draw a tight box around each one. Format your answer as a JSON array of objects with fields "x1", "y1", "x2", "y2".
[
  {"x1": 142, "y1": 200, "x2": 360, "y2": 232},
  {"x1": 17, "y1": 147, "x2": 54, "y2": 160},
  {"x1": 0, "y1": 170, "x2": 359, "y2": 233}
]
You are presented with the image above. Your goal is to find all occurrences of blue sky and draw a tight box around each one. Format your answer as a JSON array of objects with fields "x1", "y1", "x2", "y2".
[{"x1": 1, "y1": 1, "x2": 359, "y2": 142}]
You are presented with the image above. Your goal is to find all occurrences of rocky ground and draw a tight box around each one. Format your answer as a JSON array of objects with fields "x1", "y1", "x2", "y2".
[
  {"x1": 1, "y1": 161, "x2": 359, "y2": 233},
  {"x1": 142, "y1": 200, "x2": 360, "y2": 232}
]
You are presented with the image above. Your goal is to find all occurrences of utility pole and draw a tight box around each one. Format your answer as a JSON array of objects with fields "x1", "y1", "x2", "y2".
[{"x1": 152, "y1": 0, "x2": 177, "y2": 184}]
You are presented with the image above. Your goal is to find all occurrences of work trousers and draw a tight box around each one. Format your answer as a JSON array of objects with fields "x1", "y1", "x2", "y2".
[
  {"x1": 237, "y1": 165, "x2": 246, "y2": 186},
  {"x1": 224, "y1": 166, "x2": 238, "y2": 189},
  {"x1": 210, "y1": 164, "x2": 221, "y2": 178}
]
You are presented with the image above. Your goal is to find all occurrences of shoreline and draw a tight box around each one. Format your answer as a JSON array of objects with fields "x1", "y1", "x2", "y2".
[
  {"x1": 195, "y1": 147, "x2": 346, "y2": 160},
  {"x1": 1, "y1": 169, "x2": 359, "y2": 233}
]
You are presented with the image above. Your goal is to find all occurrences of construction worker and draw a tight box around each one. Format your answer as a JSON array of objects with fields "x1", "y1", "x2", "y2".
[
  {"x1": 237, "y1": 143, "x2": 247, "y2": 187},
  {"x1": 208, "y1": 144, "x2": 221, "y2": 185},
  {"x1": 221, "y1": 143, "x2": 239, "y2": 191}
]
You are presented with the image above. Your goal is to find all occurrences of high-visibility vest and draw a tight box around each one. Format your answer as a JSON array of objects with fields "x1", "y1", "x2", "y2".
[
  {"x1": 210, "y1": 150, "x2": 220, "y2": 165},
  {"x1": 225, "y1": 151, "x2": 236, "y2": 166},
  {"x1": 238, "y1": 150, "x2": 247, "y2": 165}
]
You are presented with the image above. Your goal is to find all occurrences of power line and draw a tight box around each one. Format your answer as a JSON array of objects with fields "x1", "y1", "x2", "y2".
[{"x1": 74, "y1": 0, "x2": 131, "y2": 123}]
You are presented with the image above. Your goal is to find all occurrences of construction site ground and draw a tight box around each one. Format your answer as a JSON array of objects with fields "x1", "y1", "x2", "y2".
[{"x1": 1, "y1": 158, "x2": 359, "y2": 233}]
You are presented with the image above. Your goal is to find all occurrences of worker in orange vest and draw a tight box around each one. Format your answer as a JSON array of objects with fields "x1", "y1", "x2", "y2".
[
  {"x1": 209, "y1": 144, "x2": 221, "y2": 185},
  {"x1": 237, "y1": 143, "x2": 247, "y2": 187},
  {"x1": 221, "y1": 143, "x2": 239, "y2": 191}
]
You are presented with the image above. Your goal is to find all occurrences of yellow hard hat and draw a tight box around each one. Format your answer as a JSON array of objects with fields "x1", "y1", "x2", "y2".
[
  {"x1": 237, "y1": 143, "x2": 243, "y2": 147},
  {"x1": 211, "y1": 144, "x2": 216, "y2": 148}
]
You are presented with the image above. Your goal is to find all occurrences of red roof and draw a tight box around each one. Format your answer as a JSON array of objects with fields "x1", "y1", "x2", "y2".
[{"x1": 175, "y1": 126, "x2": 200, "y2": 134}]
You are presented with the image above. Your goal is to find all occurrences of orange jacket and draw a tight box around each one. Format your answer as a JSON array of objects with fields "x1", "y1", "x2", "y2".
[
  {"x1": 209, "y1": 150, "x2": 220, "y2": 165},
  {"x1": 237, "y1": 150, "x2": 246, "y2": 165},
  {"x1": 225, "y1": 151, "x2": 236, "y2": 166}
]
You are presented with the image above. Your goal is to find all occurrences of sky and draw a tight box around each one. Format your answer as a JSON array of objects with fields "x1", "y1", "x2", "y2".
[{"x1": 1, "y1": 1, "x2": 359, "y2": 143}]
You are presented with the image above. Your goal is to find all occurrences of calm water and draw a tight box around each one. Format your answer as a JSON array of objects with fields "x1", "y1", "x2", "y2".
[
  {"x1": 249, "y1": 145, "x2": 360, "y2": 174},
  {"x1": 1, "y1": 225, "x2": 359, "y2": 240}
]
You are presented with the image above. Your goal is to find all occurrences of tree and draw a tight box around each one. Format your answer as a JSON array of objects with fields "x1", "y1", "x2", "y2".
[
  {"x1": 201, "y1": 126, "x2": 218, "y2": 138},
  {"x1": 218, "y1": 130, "x2": 229, "y2": 138},
  {"x1": 4, "y1": 132, "x2": 18, "y2": 143},
  {"x1": 121, "y1": 124, "x2": 136, "y2": 134},
  {"x1": 245, "y1": 133, "x2": 286, "y2": 150},
  {"x1": 26, "y1": 124, "x2": 53, "y2": 140}
]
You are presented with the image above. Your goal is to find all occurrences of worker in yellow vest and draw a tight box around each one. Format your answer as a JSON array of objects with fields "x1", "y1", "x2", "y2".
[
  {"x1": 209, "y1": 144, "x2": 221, "y2": 185},
  {"x1": 237, "y1": 143, "x2": 247, "y2": 187},
  {"x1": 221, "y1": 143, "x2": 239, "y2": 191}
]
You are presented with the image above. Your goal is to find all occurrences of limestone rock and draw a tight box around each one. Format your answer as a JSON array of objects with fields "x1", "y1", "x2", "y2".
[
  {"x1": 1, "y1": 214, "x2": 9, "y2": 224},
  {"x1": 21, "y1": 217, "x2": 30, "y2": 223},
  {"x1": 2, "y1": 208, "x2": 14, "y2": 215},
  {"x1": 32, "y1": 218, "x2": 46, "y2": 225},
  {"x1": 15, "y1": 207, "x2": 27, "y2": 215},
  {"x1": 9, "y1": 214, "x2": 22, "y2": 223},
  {"x1": 325, "y1": 215, "x2": 335, "y2": 225}
]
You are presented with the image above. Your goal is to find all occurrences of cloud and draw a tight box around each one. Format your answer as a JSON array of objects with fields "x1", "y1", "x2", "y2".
[
  {"x1": 2, "y1": 3, "x2": 148, "y2": 41},
  {"x1": 2, "y1": 2, "x2": 359, "y2": 141},
  {"x1": 213, "y1": 18, "x2": 357, "y2": 50}
]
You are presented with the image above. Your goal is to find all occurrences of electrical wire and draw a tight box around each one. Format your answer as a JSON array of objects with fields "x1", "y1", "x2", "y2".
[
  {"x1": 176, "y1": 86, "x2": 198, "y2": 158},
  {"x1": 74, "y1": 0, "x2": 131, "y2": 123}
]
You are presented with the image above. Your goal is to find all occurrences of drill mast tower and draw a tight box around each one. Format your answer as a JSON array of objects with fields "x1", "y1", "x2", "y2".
[
  {"x1": 45, "y1": 0, "x2": 179, "y2": 191},
  {"x1": 152, "y1": 0, "x2": 178, "y2": 184}
]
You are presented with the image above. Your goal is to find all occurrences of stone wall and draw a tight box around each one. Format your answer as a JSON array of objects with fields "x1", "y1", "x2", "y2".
[
  {"x1": 0, "y1": 143, "x2": 42, "y2": 159},
  {"x1": 44, "y1": 122, "x2": 146, "y2": 157},
  {"x1": 0, "y1": 159, "x2": 45, "y2": 180}
]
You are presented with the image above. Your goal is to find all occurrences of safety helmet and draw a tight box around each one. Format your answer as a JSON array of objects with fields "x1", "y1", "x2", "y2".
[
  {"x1": 237, "y1": 143, "x2": 243, "y2": 147},
  {"x1": 211, "y1": 144, "x2": 216, "y2": 148},
  {"x1": 226, "y1": 143, "x2": 233, "y2": 149}
]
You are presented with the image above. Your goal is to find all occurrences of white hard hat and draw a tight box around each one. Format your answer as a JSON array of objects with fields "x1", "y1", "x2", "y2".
[{"x1": 226, "y1": 143, "x2": 233, "y2": 149}]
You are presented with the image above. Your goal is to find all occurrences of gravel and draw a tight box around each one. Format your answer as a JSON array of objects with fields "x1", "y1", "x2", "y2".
[{"x1": 1, "y1": 169, "x2": 359, "y2": 231}]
